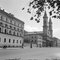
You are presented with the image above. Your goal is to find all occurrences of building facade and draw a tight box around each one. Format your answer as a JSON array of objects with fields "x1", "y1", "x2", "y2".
[
  {"x1": 24, "y1": 31, "x2": 43, "y2": 47},
  {"x1": 0, "y1": 9, "x2": 24, "y2": 48},
  {"x1": 52, "y1": 37, "x2": 60, "y2": 47},
  {"x1": 57, "y1": 39, "x2": 60, "y2": 47}
]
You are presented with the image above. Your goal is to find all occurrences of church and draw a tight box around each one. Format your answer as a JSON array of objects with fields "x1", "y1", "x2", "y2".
[
  {"x1": 43, "y1": 11, "x2": 53, "y2": 47},
  {"x1": 24, "y1": 11, "x2": 53, "y2": 47}
]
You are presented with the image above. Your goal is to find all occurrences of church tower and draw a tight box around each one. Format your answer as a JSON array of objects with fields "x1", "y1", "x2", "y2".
[
  {"x1": 43, "y1": 11, "x2": 49, "y2": 37},
  {"x1": 49, "y1": 17, "x2": 53, "y2": 37},
  {"x1": 43, "y1": 11, "x2": 53, "y2": 47}
]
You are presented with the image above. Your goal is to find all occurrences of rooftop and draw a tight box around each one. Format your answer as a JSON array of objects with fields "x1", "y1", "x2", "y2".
[
  {"x1": 0, "y1": 9, "x2": 24, "y2": 24},
  {"x1": 24, "y1": 31, "x2": 43, "y2": 36}
]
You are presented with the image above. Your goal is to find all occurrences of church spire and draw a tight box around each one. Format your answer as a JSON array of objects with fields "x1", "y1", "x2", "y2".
[
  {"x1": 43, "y1": 11, "x2": 48, "y2": 18},
  {"x1": 49, "y1": 17, "x2": 52, "y2": 24},
  {"x1": 49, "y1": 17, "x2": 52, "y2": 29},
  {"x1": 43, "y1": 11, "x2": 48, "y2": 37},
  {"x1": 49, "y1": 17, "x2": 53, "y2": 37},
  {"x1": 43, "y1": 11, "x2": 48, "y2": 26}
]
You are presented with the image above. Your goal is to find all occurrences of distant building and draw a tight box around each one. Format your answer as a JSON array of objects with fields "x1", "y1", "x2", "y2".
[
  {"x1": 24, "y1": 31, "x2": 43, "y2": 47},
  {"x1": 0, "y1": 9, "x2": 24, "y2": 48},
  {"x1": 52, "y1": 37, "x2": 60, "y2": 47},
  {"x1": 52, "y1": 37, "x2": 57, "y2": 47},
  {"x1": 24, "y1": 11, "x2": 53, "y2": 47},
  {"x1": 57, "y1": 39, "x2": 60, "y2": 47}
]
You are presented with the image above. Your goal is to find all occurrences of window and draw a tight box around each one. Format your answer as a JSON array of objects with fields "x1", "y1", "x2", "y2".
[
  {"x1": 18, "y1": 24, "x2": 19, "y2": 27},
  {"x1": 13, "y1": 39, "x2": 15, "y2": 43},
  {"x1": 14, "y1": 21, "x2": 16, "y2": 25},
  {"x1": 32, "y1": 40, "x2": 33, "y2": 42},
  {"x1": 5, "y1": 29, "x2": 7, "y2": 34},
  {"x1": 17, "y1": 33, "x2": 18, "y2": 36},
  {"x1": 8, "y1": 18, "x2": 10, "y2": 23},
  {"x1": 12, "y1": 21, "x2": 14, "y2": 25},
  {"x1": 35, "y1": 36, "x2": 36, "y2": 38},
  {"x1": 5, "y1": 24, "x2": 8, "y2": 28},
  {"x1": 16, "y1": 22, "x2": 18, "y2": 26},
  {"x1": 13, "y1": 31, "x2": 15, "y2": 35},
  {"x1": 20, "y1": 34, "x2": 21, "y2": 37},
  {"x1": 14, "y1": 27, "x2": 16, "y2": 30},
  {"x1": 17, "y1": 28, "x2": 19, "y2": 31},
  {"x1": 19, "y1": 24, "x2": 21, "y2": 27},
  {"x1": 6, "y1": 18, "x2": 7, "y2": 22},
  {"x1": 10, "y1": 20, "x2": 12, "y2": 24},
  {"x1": 21, "y1": 29, "x2": 22, "y2": 32},
  {"x1": 0, "y1": 15, "x2": 2, "y2": 20},
  {"x1": 9, "y1": 30, "x2": 11, "y2": 35},
  {"x1": 0, "y1": 38, "x2": 1, "y2": 42},
  {"x1": 32, "y1": 36, "x2": 33, "y2": 38},
  {"x1": 2, "y1": 16, "x2": 6, "y2": 21},
  {"x1": 10, "y1": 26, "x2": 12, "y2": 29},
  {"x1": 35, "y1": 40, "x2": 37, "y2": 43},
  {"x1": 0, "y1": 22, "x2": 3, "y2": 26},
  {"x1": 0, "y1": 28, "x2": 1, "y2": 33},
  {"x1": 4, "y1": 38, "x2": 6, "y2": 43},
  {"x1": 17, "y1": 40, "x2": 18, "y2": 43},
  {"x1": 20, "y1": 40, "x2": 21, "y2": 43},
  {"x1": 9, "y1": 39, "x2": 11, "y2": 43}
]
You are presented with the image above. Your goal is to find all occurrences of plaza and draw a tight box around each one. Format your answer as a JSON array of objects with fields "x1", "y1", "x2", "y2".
[{"x1": 0, "y1": 47, "x2": 60, "y2": 60}]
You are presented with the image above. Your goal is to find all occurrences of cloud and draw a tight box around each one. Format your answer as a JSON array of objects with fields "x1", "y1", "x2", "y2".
[
  {"x1": 53, "y1": 28, "x2": 60, "y2": 38},
  {"x1": 24, "y1": 25, "x2": 40, "y2": 32}
]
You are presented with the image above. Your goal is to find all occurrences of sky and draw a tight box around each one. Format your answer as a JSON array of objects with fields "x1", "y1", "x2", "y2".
[{"x1": 0, "y1": 0, "x2": 60, "y2": 39}]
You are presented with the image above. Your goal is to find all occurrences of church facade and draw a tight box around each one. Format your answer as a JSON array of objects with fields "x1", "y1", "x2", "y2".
[
  {"x1": 24, "y1": 11, "x2": 53, "y2": 47},
  {"x1": 43, "y1": 11, "x2": 53, "y2": 47}
]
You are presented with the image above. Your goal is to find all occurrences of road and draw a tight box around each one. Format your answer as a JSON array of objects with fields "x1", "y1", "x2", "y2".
[{"x1": 0, "y1": 47, "x2": 60, "y2": 60}]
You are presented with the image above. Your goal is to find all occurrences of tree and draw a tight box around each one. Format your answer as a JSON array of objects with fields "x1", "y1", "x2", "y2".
[{"x1": 22, "y1": 0, "x2": 60, "y2": 23}]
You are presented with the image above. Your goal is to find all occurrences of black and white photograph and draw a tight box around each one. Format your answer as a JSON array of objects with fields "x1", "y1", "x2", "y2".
[{"x1": 0, "y1": 0, "x2": 60, "y2": 60}]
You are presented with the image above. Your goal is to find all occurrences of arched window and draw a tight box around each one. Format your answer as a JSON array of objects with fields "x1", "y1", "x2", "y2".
[
  {"x1": 0, "y1": 38, "x2": 1, "y2": 42},
  {"x1": 0, "y1": 22, "x2": 3, "y2": 27},
  {"x1": 17, "y1": 40, "x2": 18, "y2": 43},
  {"x1": 9, "y1": 30, "x2": 11, "y2": 35},
  {"x1": 17, "y1": 28, "x2": 19, "y2": 31},
  {"x1": 10, "y1": 26, "x2": 12, "y2": 29},
  {"x1": 20, "y1": 33, "x2": 21, "y2": 37},
  {"x1": 5, "y1": 24, "x2": 8, "y2": 28},
  {"x1": 4, "y1": 38, "x2": 6, "y2": 43},
  {"x1": 17, "y1": 33, "x2": 18, "y2": 36},
  {"x1": 0, "y1": 28, "x2": 1, "y2": 33},
  {"x1": 13, "y1": 39, "x2": 15, "y2": 43},
  {"x1": 14, "y1": 27, "x2": 16, "y2": 30},
  {"x1": 13, "y1": 31, "x2": 15, "y2": 35},
  {"x1": 5, "y1": 29, "x2": 7, "y2": 34},
  {"x1": 20, "y1": 40, "x2": 21, "y2": 44},
  {"x1": 9, "y1": 39, "x2": 11, "y2": 43}
]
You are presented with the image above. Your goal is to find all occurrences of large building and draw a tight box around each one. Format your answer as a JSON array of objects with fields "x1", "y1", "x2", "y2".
[
  {"x1": 24, "y1": 11, "x2": 53, "y2": 47},
  {"x1": 0, "y1": 9, "x2": 24, "y2": 48},
  {"x1": 52, "y1": 37, "x2": 60, "y2": 47}
]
